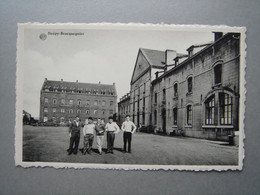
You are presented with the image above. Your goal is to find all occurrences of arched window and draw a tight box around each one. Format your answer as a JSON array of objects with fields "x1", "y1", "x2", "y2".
[
  {"x1": 173, "y1": 83, "x2": 178, "y2": 97},
  {"x1": 205, "y1": 95, "x2": 215, "y2": 125},
  {"x1": 187, "y1": 77, "x2": 193, "y2": 93},
  {"x1": 214, "y1": 64, "x2": 222, "y2": 85}
]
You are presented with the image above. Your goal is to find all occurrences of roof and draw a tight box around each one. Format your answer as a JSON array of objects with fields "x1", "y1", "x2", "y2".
[
  {"x1": 152, "y1": 33, "x2": 238, "y2": 85},
  {"x1": 41, "y1": 79, "x2": 117, "y2": 95},
  {"x1": 139, "y1": 48, "x2": 166, "y2": 67}
]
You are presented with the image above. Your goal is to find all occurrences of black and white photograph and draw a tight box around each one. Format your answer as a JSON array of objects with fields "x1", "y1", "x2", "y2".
[{"x1": 15, "y1": 23, "x2": 246, "y2": 170}]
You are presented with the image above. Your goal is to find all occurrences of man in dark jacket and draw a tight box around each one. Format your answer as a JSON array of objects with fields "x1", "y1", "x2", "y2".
[{"x1": 68, "y1": 116, "x2": 82, "y2": 155}]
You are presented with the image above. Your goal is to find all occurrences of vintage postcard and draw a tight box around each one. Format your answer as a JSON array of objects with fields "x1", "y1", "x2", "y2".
[{"x1": 15, "y1": 23, "x2": 246, "y2": 170}]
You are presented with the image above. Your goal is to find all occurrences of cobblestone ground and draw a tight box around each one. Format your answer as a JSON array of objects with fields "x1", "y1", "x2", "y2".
[{"x1": 23, "y1": 125, "x2": 238, "y2": 165}]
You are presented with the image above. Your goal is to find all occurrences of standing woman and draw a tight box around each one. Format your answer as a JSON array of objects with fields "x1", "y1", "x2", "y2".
[{"x1": 95, "y1": 118, "x2": 105, "y2": 155}]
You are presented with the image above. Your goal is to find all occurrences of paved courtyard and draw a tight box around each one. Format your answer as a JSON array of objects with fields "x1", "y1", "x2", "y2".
[{"x1": 23, "y1": 125, "x2": 238, "y2": 165}]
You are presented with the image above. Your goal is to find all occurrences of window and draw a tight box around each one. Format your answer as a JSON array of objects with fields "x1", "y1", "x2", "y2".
[
  {"x1": 110, "y1": 101, "x2": 113, "y2": 106},
  {"x1": 77, "y1": 109, "x2": 81, "y2": 114},
  {"x1": 61, "y1": 108, "x2": 65, "y2": 113},
  {"x1": 205, "y1": 95, "x2": 215, "y2": 125},
  {"x1": 69, "y1": 100, "x2": 73, "y2": 105},
  {"x1": 173, "y1": 107, "x2": 177, "y2": 125},
  {"x1": 53, "y1": 99, "x2": 57, "y2": 104},
  {"x1": 52, "y1": 117, "x2": 56, "y2": 122},
  {"x1": 187, "y1": 77, "x2": 192, "y2": 93},
  {"x1": 102, "y1": 110, "x2": 105, "y2": 115},
  {"x1": 86, "y1": 110, "x2": 89, "y2": 115},
  {"x1": 44, "y1": 108, "x2": 48, "y2": 113},
  {"x1": 86, "y1": 100, "x2": 90, "y2": 106},
  {"x1": 53, "y1": 108, "x2": 56, "y2": 113},
  {"x1": 102, "y1": 101, "x2": 106, "y2": 106},
  {"x1": 187, "y1": 105, "x2": 192, "y2": 125},
  {"x1": 94, "y1": 100, "x2": 98, "y2": 106},
  {"x1": 143, "y1": 83, "x2": 146, "y2": 94},
  {"x1": 94, "y1": 110, "x2": 97, "y2": 115},
  {"x1": 61, "y1": 99, "x2": 65, "y2": 105},
  {"x1": 214, "y1": 64, "x2": 222, "y2": 84},
  {"x1": 142, "y1": 111, "x2": 145, "y2": 124},
  {"x1": 154, "y1": 110, "x2": 157, "y2": 125},
  {"x1": 174, "y1": 83, "x2": 178, "y2": 97},
  {"x1": 110, "y1": 110, "x2": 113, "y2": 115},
  {"x1": 219, "y1": 93, "x2": 232, "y2": 125},
  {"x1": 77, "y1": 100, "x2": 81, "y2": 106},
  {"x1": 154, "y1": 93, "x2": 157, "y2": 104},
  {"x1": 60, "y1": 117, "x2": 64, "y2": 123},
  {"x1": 69, "y1": 109, "x2": 73, "y2": 114},
  {"x1": 162, "y1": 89, "x2": 166, "y2": 101},
  {"x1": 44, "y1": 98, "x2": 48, "y2": 103},
  {"x1": 43, "y1": 117, "x2": 48, "y2": 122}
]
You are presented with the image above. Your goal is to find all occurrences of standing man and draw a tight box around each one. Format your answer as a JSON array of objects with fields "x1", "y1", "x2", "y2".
[
  {"x1": 68, "y1": 116, "x2": 82, "y2": 155},
  {"x1": 82, "y1": 117, "x2": 95, "y2": 155},
  {"x1": 121, "y1": 115, "x2": 136, "y2": 153},
  {"x1": 105, "y1": 116, "x2": 120, "y2": 154},
  {"x1": 95, "y1": 118, "x2": 105, "y2": 155}
]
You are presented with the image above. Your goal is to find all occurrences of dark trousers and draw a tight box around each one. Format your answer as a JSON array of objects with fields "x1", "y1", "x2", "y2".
[
  {"x1": 123, "y1": 132, "x2": 132, "y2": 152},
  {"x1": 107, "y1": 132, "x2": 115, "y2": 152},
  {"x1": 83, "y1": 134, "x2": 94, "y2": 153},
  {"x1": 69, "y1": 131, "x2": 80, "y2": 152}
]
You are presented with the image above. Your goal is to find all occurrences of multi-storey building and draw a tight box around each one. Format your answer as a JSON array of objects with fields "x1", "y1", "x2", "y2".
[
  {"x1": 129, "y1": 48, "x2": 183, "y2": 127},
  {"x1": 39, "y1": 79, "x2": 117, "y2": 125},
  {"x1": 151, "y1": 32, "x2": 240, "y2": 141},
  {"x1": 123, "y1": 32, "x2": 241, "y2": 141},
  {"x1": 117, "y1": 93, "x2": 130, "y2": 125}
]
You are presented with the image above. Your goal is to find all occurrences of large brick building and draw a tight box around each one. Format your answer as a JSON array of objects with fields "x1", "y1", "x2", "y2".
[
  {"x1": 119, "y1": 32, "x2": 240, "y2": 141},
  {"x1": 39, "y1": 79, "x2": 117, "y2": 125}
]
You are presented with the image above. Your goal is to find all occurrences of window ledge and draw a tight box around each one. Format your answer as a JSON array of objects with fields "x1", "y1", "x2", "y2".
[
  {"x1": 212, "y1": 83, "x2": 222, "y2": 89},
  {"x1": 202, "y1": 125, "x2": 234, "y2": 129},
  {"x1": 172, "y1": 125, "x2": 178, "y2": 128},
  {"x1": 186, "y1": 92, "x2": 193, "y2": 96},
  {"x1": 185, "y1": 125, "x2": 192, "y2": 128}
]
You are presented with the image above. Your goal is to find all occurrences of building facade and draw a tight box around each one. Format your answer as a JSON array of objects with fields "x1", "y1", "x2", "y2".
[
  {"x1": 39, "y1": 79, "x2": 117, "y2": 125},
  {"x1": 117, "y1": 93, "x2": 130, "y2": 125},
  {"x1": 152, "y1": 32, "x2": 240, "y2": 141},
  {"x1": 129, "y1": 48, "x2": 182, "y2": 127},
  {"x1": 122, "y1": 32, "x2": 240, "y2": 141}
]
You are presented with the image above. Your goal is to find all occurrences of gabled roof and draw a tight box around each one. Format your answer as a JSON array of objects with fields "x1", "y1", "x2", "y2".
[
  {"x1": 41, "y1": 79, "x2": 117, "y2": 95},
  {"x1": 139, "y1": 48, "x2": 165, "y2": 68}
]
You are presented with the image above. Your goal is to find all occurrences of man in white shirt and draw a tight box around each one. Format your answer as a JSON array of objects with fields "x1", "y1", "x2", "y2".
[
  {"x1": 121, "y1": 115, "x2": 136, "y2": 153},
  {"x1": 82, "y1": 117, "x2": 95, "y2": 155},
  {"x1": 105, "y1": 116, "x2": 120, "y2": 154}
]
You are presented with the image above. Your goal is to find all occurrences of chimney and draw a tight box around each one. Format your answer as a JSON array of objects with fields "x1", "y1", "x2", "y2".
[
  {"x1": 61, "y1": 78, "x2": 63, "y2": 82},
  {"x1": 213, "y1": 32, "x2": 223, "y2": 41},
  {"x1": 76, "y1": 80, "x2": 78, "y2": 83},
  {"x1": 113, "y1": 82, "x2": 115, "y2": 85},
  {"x1": 45, "y1": 78, "x2": 47, "y2": 81},
  {"x1": 99, "y1": 81, "x2": 101, "y2": 84},
  {"x1": 165, "y1": 50, "x2": 177, "y2": 71}
]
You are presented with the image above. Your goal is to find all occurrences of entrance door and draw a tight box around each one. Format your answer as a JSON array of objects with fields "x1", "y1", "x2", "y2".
[{"x1": 162, "y1": 108, "x2": 166, "y2": 134}]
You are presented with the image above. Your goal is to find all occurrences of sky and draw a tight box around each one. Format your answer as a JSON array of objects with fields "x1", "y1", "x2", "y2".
[{"x1": 22, "y1": 25, "x2": 214, "y2": 118}]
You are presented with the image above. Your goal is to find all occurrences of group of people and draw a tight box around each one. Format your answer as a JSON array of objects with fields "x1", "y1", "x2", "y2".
[{"x1": 67, "y1": 115, "x2": 136, "y2": 155}]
